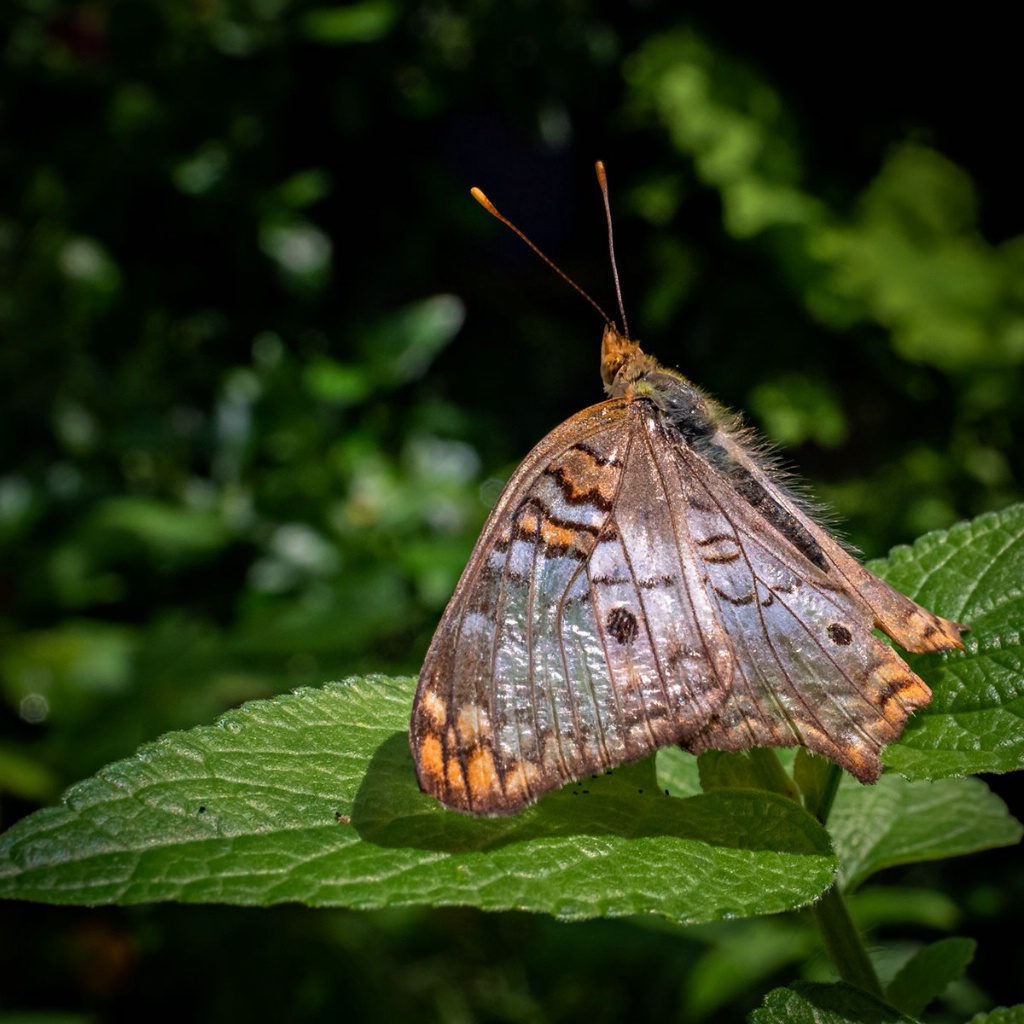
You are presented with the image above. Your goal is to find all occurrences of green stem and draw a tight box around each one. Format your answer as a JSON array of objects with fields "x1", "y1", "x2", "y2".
[
  {"x1": 738, "y1": 751, "x2": 882, "y2": 995},
  {"x1": 790, "y1": 755, "x2": 881, "y2": 994},
  {"x1": 811, "y1": 884, "x2": 883, "y2": 997},
  {"x1": 748, "y1": 747, "x2": 800, "y2": 798},
  {"x1": 800, "y1": 760, "x2": 843, "y2": 825}
]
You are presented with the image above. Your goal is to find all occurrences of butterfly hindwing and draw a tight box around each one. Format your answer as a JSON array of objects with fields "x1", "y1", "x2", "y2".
[{"x1": 650, "y1": 413, "x2": 932, "y2": 781}]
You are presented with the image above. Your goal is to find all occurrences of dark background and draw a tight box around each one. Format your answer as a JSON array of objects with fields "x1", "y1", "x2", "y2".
[{"x1": 2, "y1": 3, "x2": 1021, "y2": 1021}]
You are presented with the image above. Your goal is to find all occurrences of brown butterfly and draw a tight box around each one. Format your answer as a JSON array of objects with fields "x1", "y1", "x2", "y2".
[{"x1": 410, "y1": 162, "x2": 965, "y2": 816}]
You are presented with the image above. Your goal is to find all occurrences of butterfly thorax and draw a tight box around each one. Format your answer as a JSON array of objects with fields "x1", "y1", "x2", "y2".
[
  {"x1": 602, "y1": 324, "x2": 719, "y2": 441},
  {"x1": 601, "y1": 323, "x2": 831, "y2": 573}
]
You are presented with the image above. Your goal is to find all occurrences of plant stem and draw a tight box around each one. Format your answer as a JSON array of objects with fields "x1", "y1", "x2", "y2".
[
  {"x1": 791, "y1": 756, "x2": 882, "y2": 995},
  {"x1": 749, "y1": 747, "x2": 801, "y2": 798},
  {"x1": 812, "y1": 884, "x2": 884, "y2": 997},
  {"x1": 794, "y1": 753, "x2": 843, "y2": 825}
]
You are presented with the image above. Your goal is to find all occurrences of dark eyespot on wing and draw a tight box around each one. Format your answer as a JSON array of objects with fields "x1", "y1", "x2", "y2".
[
  {"x1": 827, "y1": 623, "x2": 853, "y2": 646},
  {"x1": 605, "y1": 606, "x2": 639, "y2": 645}
]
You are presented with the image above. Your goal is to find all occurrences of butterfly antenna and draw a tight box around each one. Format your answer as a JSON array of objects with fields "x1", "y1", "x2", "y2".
[
  {"x1": 470, "y1": 185, "x2": 615, "y2": 328},
  {"x1": 594, "y1": 160, "x2": 630, "y2": 340}
]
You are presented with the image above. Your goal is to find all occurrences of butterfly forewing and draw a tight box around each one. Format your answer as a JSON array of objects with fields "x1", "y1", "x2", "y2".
[{"x1": 414, "y1": 402, "x2": 633, "y2": 812}]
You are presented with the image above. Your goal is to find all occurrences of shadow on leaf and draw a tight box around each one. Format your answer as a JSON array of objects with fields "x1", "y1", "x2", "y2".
[{"x1": 350, "y1": 732, "x2": 831, "y2": 859}]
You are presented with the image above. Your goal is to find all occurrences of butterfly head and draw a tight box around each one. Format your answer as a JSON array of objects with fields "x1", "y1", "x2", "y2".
[{"x1": 601, "y1": 322, "x2": 660, "y2": 395}]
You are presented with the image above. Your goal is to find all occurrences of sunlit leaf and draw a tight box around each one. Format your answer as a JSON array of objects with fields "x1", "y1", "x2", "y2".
[
  {"x1": 0, "y1": 676, "x2": 835, "y2": 918},
  {"x1": 752, "y1": 982, "x2": 917, "y2": 1024},
  {"x1": 875, "y1": 506, "x2": 1024, "y2": 780}
]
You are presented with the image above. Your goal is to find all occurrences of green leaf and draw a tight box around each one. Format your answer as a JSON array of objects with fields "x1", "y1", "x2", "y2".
[
  {"x1": 4, "y1": 507, "x2": 1019, "y2": 916},
  {"x1": 697, "y1": 749, "x2": 800, "y2": 798},
  {"x1": 829, "y1": 774, "x2": 1022, "y2": 891},
  {"x1": 884, "y1": 936, "x2": 975, "y2": 1017},
  {"x1": 90, "y1": 497, "x2": 231, "y2": 556},
  {"x1": 0, "y1": 676, "x2": 835, "y2": 918},
  {"x1": 299, "y1": 2, "x2": 399, "y2": 45},
  {"x1": 682, "y1": 918, "x2": 817, "y2": 1018},
  {"x1": 847, "y1": 886, "x2": 960, "y2": 932},
  {"x1": 969, "y1": 1007, "x2": 1024, "y2": 1024},
  {"x1": 875, "y1": 505, "x2": 1024, "y2": 780},
  {"x1": 752, "y1": 982, "x2": 919, "y2": 1024},
  {"x1": 654, "y1": 746, "x2": 704, "y2": 798}
]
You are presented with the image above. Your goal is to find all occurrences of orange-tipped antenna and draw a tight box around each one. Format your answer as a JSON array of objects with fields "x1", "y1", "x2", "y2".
[
  {"x1": 470, "y1": 185, "x2": 616, "y2": 330},
  {"x1": 594, "y1": 161, "x2": 630, "y2": 340}
]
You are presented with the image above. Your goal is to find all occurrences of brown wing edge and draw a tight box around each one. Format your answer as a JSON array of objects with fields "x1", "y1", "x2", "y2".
[
  {"x1": 412, "y1": 572, "x2": 965, "y2": 813},
  {"x1": 724, "y1": 457, "x2": 967, "y2": 779},
  {"x1": 818, "y1": 566, "x2": 965, "y2": 781},
  {"x1": 684, "y1": 638, "x2": 934, "y2": 784},
  {"x1": 849, "y1": 565, "x2": 967, "y2": 654}
]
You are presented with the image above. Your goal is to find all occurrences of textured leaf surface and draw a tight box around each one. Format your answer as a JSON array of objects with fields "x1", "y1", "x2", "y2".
[
  {"x1": 829, "y1": 774, "x2": 1022, "y2": 891},
  {"x1": 0, "y1": 676, "x2": 834, "y2": 918},
  {"x1": 969, "y1": 1008, "x2": 1024, "y2": 1024},
  {"x1": 876, "y1": 506, "x2": 1024, "y2": 780},
  {"x1": 752, "y1": 982, "x2": 918, "y2": 1024}
]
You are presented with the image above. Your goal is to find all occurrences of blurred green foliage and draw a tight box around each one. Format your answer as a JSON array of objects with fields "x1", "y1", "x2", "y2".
[{"x1": 1, "y1": 1, "x2": 1021, "y2": 1021}]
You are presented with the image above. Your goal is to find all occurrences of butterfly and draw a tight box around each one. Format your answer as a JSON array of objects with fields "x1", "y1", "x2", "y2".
[{"x1": 410, "y1": 162, "x2": 965, "y2": 816}]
